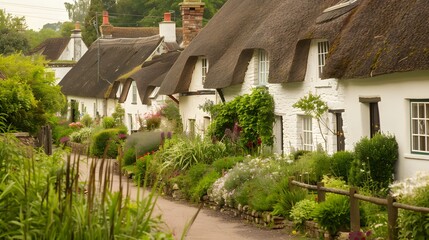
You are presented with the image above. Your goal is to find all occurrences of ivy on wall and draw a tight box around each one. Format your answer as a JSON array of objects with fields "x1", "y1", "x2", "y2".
[{"x1": 203, "y1": 87, "x2": 275, "y2": 152}]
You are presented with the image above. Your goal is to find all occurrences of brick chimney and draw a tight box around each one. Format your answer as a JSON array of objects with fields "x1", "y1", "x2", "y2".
[
  {"x1": 180, "y1": 0, "x2": 205, "y2": 48},
  {"x1": 99, "y1": 11, "x2": 113, "y2": 38},
  {"x1": 159, "y1": 12, "x2": 177, "y2": 43},
  {"x1": 71, "y1": 22, "x2": 83, "y2": 61}
]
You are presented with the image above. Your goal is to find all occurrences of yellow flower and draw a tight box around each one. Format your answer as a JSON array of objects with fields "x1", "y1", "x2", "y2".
[{"x1": 292, "y1": 230, "x2": 297, "y2": 235}]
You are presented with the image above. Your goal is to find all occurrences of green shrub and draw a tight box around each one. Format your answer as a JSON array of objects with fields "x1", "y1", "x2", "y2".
[
  {"x1": 190, "y1": 170, "x2": 220, "y2": 202},
  {"x1": 123, "y1": 147, "x2": 136, "y2": 166},
  {"x1": 81, "y1": 113, "x2": 93, "y2": 127},
  {"x1": 52, "y1": 121, "x2": 75, "y2": 144},
  {"x1": 102, "y1": 116, "x2": 116, "y2": 129},
  {"x1": 244, "y1": 176, "x2": 278, "y2": 211},
  {"x1": 212, "y1": 156, "x2": 245, "y2": 174},
  {"x1": 160, "y1": 136, "x2": 227, "y2": 170},
  {"x1": 289, "y1": 151, "x2": 329, "y2": 184},
  {"x1": 125, "y1": 131, "x2": 164, "y2": 157},
  {"x1": 272, "y1": 178, "x2": 308, "y2": 217},
  {"x1": 311, "y1": 152, "x2": 331, "y2": 181},
  {"x1": 69, "y1": 127, "x2": 93, "y2": 144},
  {"x1": 314, "y1": 195, "x2": 350, "y2": 237},
  {"x1": 134, "y1": 154, "x2": 152, "y2": 185},
  {"x1": 290, "y1": 199, "x2": 317, "y2": 228},
  {"x1": 175, "y1": 163, "x2": 209, "y2": 200},
  {"x1": 352, "y1": 133, "x2": 398, "y2": 193},
  {"x1": 90, "y1": 128, "x2": 127, "y2": 158},
  {"x1": 291, "y1": 150, "x2": 310, "y2": 161},
  {"x1": 330, "y1": 151, "x2": 354, "y2": 182}
]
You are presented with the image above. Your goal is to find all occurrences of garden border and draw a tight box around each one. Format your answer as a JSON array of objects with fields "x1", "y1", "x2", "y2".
[{"x1": 289, "y1": 177, "x2": 429, "y2": 240}]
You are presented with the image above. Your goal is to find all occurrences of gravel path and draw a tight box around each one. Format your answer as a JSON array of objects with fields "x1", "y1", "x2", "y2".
[{"x1": 72, "y1": 154, "x2": 308, "y2": 240}]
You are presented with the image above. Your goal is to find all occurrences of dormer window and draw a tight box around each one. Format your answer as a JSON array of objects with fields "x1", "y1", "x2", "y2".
[
  {"x1": 258, "y1": 49, "x2": 269, "y2": 85},
  {"x1": 201, "y1": 57, "x2": 208, "y2": 84},
  {"x1": 318, "y1": 40, "x2": 330, "y2": 77}
]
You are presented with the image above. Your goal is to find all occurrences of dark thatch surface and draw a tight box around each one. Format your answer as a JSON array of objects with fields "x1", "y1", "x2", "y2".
[
  {"x1": 117, "y1": 51, "x2": 180, "y2": 104},
  {"x1": 111, "y1": 27, "x2": 183, "y2": 44},
  {"x1": 323, "y1": 0, "x2": 429, "y2": 79},
  {"x1": 59, "y1": 36, "x2": 162, "y2": 99},
  {"x1": 160, "y1": 0, "x2": 429, "y2": 95},
  {"x1": 29, "y1": 37, "x2": 70, "y2": 61}
]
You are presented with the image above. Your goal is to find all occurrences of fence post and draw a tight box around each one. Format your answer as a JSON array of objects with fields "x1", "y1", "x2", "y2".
[
  {"x1": 288, "y1": 176, "x2": 295, "y2": 190},
  {"x1": 317, "y1": 182, "x2": 325, "y2": 203},
  {"x1": 349, "y1": 187, "x2": 360, "y2": 232},
  {"x1": 387, "y1": 195, "x2": 398, "y2": 240}
]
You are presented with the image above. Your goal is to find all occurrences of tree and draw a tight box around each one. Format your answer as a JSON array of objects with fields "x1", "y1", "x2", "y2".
[
  {"x1": 60, "y1": 22, "x2": 76, "y2": 37},
  {"x1": 0, "y1": 54, "x2": 65, "y2": 133},
  {"x1": 0, "y1": 9, "x2": 27, "y2": 31},
  {"x1": 82, "y1": 0, "x2": 116, "y2": 46},
  {"x1": 65, "y1": 0, "x2": 90, "y2": 23},
  {"x1": 0, "y1": 29, "x2": 30, "y2": 55},
  {"x1": 23, "y1": 28, "x2": 60, "y2": 49}
]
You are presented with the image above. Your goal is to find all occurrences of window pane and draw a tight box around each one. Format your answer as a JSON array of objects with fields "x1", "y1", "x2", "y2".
[
  {"x1": 419, "y1": 103, "x2": 425, "y2": 118},
  {"x1": 412, "y1": 136, "x2": 418, "y2": 151},
  {"x1": 426, "y1": 104, "x2": 429, "y2": 118},
  {"x1": 420, "y1": 136, "x2": 426, "y2": 151},
  {"x1": 412, "y1": 103, "x2": 418, "y2": 118},
  {"x1": 412, "y1": 120, "x2": 418, "y2": 134}
]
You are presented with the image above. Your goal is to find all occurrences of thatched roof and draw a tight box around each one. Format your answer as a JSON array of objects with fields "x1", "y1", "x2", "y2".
[
  {"x1": 29, "y1": 37, "x2": 70, "y2": 61},
  {"x1": 111, "y1": 27, "x2": 183, "y2": 44},
  {"x1": 323, "y1": 0, "x2": 429, "y2": 79},
  {"x1": 59, "y1": 36, "x2": 162, "y2": 99},
  {"x1": 160, "y1": 0, "x2": 429, "y2": 95},
  {"x1": 116, "y1": 51, "x2": 180, "y2": 104}
]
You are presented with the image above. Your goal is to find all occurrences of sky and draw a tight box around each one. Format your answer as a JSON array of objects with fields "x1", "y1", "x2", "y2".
[{"x1": 1, "y1": 0, "x2": 73, "y2": 30}]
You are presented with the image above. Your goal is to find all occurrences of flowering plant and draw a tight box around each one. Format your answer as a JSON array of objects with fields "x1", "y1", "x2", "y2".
[
  {"x1": 68, "y1": 121, "x2": 84, "y2": 129},
  {"x1": 144, "y1": 111, "x2": 161, "y2": 130},
  {"x1": 390, "y1": 171, "x2": 429, "y2": 198}
]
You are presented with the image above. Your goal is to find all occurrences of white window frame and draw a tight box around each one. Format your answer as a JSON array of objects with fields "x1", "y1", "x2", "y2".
[
  {"x1": 258, "y1": 49, "x2": 269, "y2": 85},
  {"x1": 128, "y1": 113, "x2": 133, "y2": 132},
  {"x1": 411, "y1": 100, "x2": 429, "y2": 154},
  {"x1": 131, "y1": 81, "x2": 137, "y2": 104},
  {"x1": 318, "y1": 40, "x2": 330, "y2": 77},
  {"x1": 201, "y1": 57, "x2": 208, "y2": 84},
  {"x1": 302, "y1": 116, "x2": 313, "y2": 151}
]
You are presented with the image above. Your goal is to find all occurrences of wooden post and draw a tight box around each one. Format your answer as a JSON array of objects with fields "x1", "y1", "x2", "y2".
[
  {"x1": 387, "y1": 195, "x2": 398, "y2": 240},
  {"x1": 349, "y1": 187, "x2": 360, "y2": 232},
  {"x1": 317, "y1": 182, "x2": 325, "y2": 203},
  {"x1": 288, "y1": 176, "x2": 295, "y2": 190}
]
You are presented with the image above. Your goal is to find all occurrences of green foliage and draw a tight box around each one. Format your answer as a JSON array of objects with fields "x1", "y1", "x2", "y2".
[
  {"x1": 90, "y1": 128, "x2": 127, "y2": 158},
  {"x1": 173, "y1": 163, "x2": 209, "y2": 200},
  {"x1": 112, "y1": 103, "x2": 125, "y2": 127},
  {"x1": 208, "y1": 87, "x2": 275, "y2": 153},
  {"x1": 314, "y1": 195, "x2": 350, "y2": 237},
  {"x1": 52, "y1": 120, "x2": 75, "y2": 144},
  {"x1": 81, "y1": 113, "x2": 93, "y2": 127},
  {"x1": 161, "y1": 100, "x2": 182, "y2": 132},
  {"x1": 288, "y1": 151, "x2": 330, "y2": 184},
  {"x1": 0, "y1": 136, "x2": 171, "y2": 239},
  {"x1": 0, "y1": 54, "x2": 65, "y2": 133},
  {"x1": 23, "y1": 28, "x2": 61, "y2": 49},
  {"x1": 82, "y1": 0, "x2": 116, "y2": 45},
  {"x1": 70, "y1": 127, "x2": 93, "y2": 144},
  {"x1": 272, "y1": 178, "x2": 308, "y2": 217},
  {"x1": 398, "y1": 184, "x2": 429, "y2": 239},
  {"x1": 123, "y1": 147, "x2": 136, "y2": 166},
  {"x1": 0, "y1": 9, "x2": 27, "y2": 31},
  {"x1": 102, "y1": 116, "x2": 116, "y2": 129},
  {"x1": 330, "y1": 151, "x2": 354, "y2": 182},
  {"x1": 160, "y1": 136, "x2": 227, "y2": 170},
  {"x1": 65, "y1": 0, "x2": 90, "y2": 23},
  {"x1": 134, "y1": 154, "x2": 152, "y2": 185},
  {"x1": 190, "y1": 170, "x2": 220, "y2": 202},
  {"x1": 235, "y1": 175, "x2": 278, "y2": 211},
  {"x1": 124, "y1": 131, "x2": 163, "y2": 157},
  {"x1": 290, "y1": 199, "x2": 317, "y2": 228},
  {"x1": 212, "y1": 156, "x2": 245, "y2": 174},
  {"x1": 350, "y1": 133, "x2": 398, "y2": 193},
  {"x1": 293, "y1": 92, "x2": 328, "y2": 119},
  {"x1": 145, "y1": 111, "x2": 162, "y2": 130},
  {"x1": 0, "y1": 28, "x2": 30, "y2": 55}
]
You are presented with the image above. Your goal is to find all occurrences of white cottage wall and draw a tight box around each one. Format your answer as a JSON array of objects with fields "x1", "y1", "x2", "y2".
[{"x1": 340, "y1": 70, "x2": 429, "y2": 180}]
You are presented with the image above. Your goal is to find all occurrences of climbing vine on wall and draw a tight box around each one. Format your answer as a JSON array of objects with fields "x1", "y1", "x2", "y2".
[{"x1": 204, "y1": 87, "x2": 275, "y2": 152}]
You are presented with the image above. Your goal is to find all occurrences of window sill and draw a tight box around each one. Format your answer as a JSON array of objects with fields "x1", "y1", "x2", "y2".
[{"x1": 404, "y1": 153, "x2": 429, "y2": 161}]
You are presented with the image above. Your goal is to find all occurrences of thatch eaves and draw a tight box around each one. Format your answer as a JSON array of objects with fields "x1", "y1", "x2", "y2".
[
  {"x1": 159, "y1": 0, "x2": 340, "y2": 95},
  {"x1": 59, "y1": 36, "x2": 162, "y2": 99},
  {"x1": 29, "y1": 37, "x2": 70, "y2": 61}
]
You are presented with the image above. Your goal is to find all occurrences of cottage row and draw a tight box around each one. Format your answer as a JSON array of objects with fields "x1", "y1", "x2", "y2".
[{"x1": 35, "y1": 0, "x2": 429, "y2": 180}]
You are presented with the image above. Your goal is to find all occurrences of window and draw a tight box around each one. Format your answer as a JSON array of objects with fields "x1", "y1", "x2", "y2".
[
  {"x1": 189, "y1": 119, "x2": 196, "y2": 137},
  {"x1": 128, "y1": 114, "x2": 133, "y2": 132},
  {"x1": 258, "y1": 49, "x2": 269, "y2": 85},
  {"x1": 411, "y1": 100, "x2": 429, "y2": 154},
  {"x1": 131, "y1": 81, "x2": 137, "y2": 104},
  {"x1": 201, "y1": 57, "x2": 208, "y2": 84},
  {"x1": 318, "y1": 41, "x2": 330, "y2": 77},
  {"x1": 302, "y1": 116, "x2": 313, "y2": 151}
]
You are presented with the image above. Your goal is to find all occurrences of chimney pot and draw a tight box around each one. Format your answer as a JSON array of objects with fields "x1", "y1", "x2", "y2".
[
  {"x1": 102, "y1": 11, "x2": 110, "y2": 25},
  {"x1": 75, "y1": 21, "x2": 81, "y2": 30},
  {"x1": 164, "y1": 12, "x2": 172, "y2": 22}
]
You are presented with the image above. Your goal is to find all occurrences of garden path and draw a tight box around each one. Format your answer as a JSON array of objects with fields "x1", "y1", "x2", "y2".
[{"x1": 74, "y1": 154, "x2": 307, "y2": 240}]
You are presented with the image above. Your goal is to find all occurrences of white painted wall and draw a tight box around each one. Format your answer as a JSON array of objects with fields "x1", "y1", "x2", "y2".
[
  {"x1": 340, "y1": 70, "x2": 429, "y2": 180},
  {"x1": 58, "y1": 36, "x2": 88, "y2": 62},
  {"x1": 67, "y1": 96, "x2": 116, "y2": 121},
  {"x1": 52, "y1": 66, "x2": 73, "y2": 85},
  {"x1": 180, "y1": 57, "x2": 217, "y2": 136},
  {"x1": 222, "y1": 41, "x2": 343, "y2": 155}
]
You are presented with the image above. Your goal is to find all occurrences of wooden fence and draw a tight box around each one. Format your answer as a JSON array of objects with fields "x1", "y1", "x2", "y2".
[
  {"x1": 289, "y1": 177, "x2": 429, "y2": 240},
  {"x1": 36, "y1": 125, "x2": 52, "y2": 155}
]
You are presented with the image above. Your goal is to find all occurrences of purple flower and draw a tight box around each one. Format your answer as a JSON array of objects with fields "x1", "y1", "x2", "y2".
[
  {"x1": 118, "y1": 133, "x2": 127, "y2": 140},
  {"x1": 60, "y1": 136, "x2": 70, "y2": 144},
  {"x1": 167, "y1": 132, "x2": 172, "y2": 139},
  {"x1": 160, "y1": 132, "x2": 165, "y2": 140}
]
